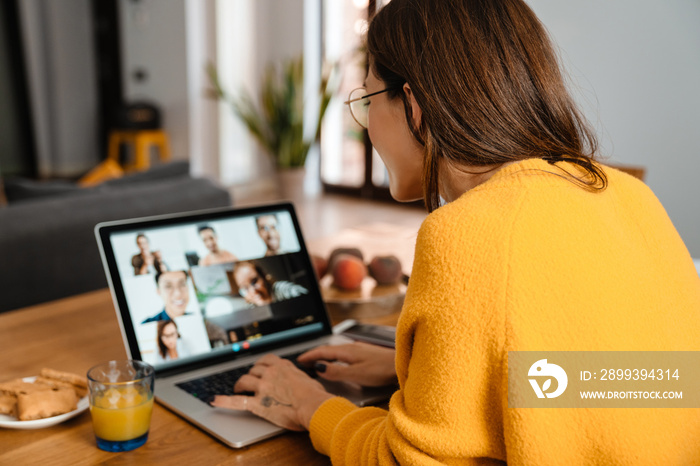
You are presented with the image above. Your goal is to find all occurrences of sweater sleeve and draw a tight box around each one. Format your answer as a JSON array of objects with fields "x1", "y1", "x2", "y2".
[{"x1": 308, "y1": 205, "x2": 514, "y2": 465}]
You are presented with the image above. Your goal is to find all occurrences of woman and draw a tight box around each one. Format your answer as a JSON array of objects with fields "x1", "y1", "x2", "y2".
[
  {"x1": 131, "y1": 233, "x2": 168, "y2": 275},
  {"x1": 232, "y1": 261, "x2": 307, "y2": 307},
  {"x1": 155, "y1": 319, "x2": 189, "y2": 363},
  {"x1": 212, "y1": 0, "x2": 700, "y2": 463}
]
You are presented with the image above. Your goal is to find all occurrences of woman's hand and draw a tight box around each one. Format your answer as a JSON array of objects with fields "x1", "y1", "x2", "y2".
[
  {"x1": 210, "y1": 354, "x2": 333, "y2": 431},
  {"x1": 243, "y1": 293, "x2": 266, "y2": 307},
  {"x1": 297, "y1": 342, "x2": 398, "y2": 387}
]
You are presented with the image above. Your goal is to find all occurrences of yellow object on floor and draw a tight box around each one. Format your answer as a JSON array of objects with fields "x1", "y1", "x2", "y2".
[
  {"x1": 107, "y1": 129, "x2": 171, "y2": 172},
  {"x1": 79, "y1": 129, "x2": 172, "y2": 187},
  {"x1": 107, "y1": 129, "x2": 170, "y2": 172},
  {"x1": 78, "y1": 159, "x2": 124, "y2": 187}
]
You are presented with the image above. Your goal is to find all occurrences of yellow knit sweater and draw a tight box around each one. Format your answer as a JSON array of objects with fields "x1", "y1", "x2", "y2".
[{"x1": 309, "y1": 158, "x2": 700, "y2": 465}]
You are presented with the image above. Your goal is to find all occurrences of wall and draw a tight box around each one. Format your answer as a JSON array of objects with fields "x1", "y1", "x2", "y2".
[
  {"x1": 119, "y1": 0, "x2": 189, "y2": 162},
  {"x1": 185, "y1": 0, "x2": 219, "y2": 180},
  {"x1": 19, "y1": 0, "x2": 99, "y2": 178},
  {"x1": 216, "y1": 0, "x2": 305, "y2": 186},
  {"x1": 527, "y1": 0, "x2": 700, "y2": 256},
  {"x1": 119, "y1": 0, "x2": 305, "y2": 186}
]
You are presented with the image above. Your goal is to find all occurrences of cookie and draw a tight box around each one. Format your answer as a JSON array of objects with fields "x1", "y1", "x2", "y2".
[
  {"x1": 0, "y1": 380, "x2": 53, "y2": 396},
  {"x1": 34, "y1": 376, "x2": 88, "y2": 398},
  {"x1": 0, "y1": 393, "x2": 16, "y2": 416},
  {"x1": 40, "y1": 368, "x2": 88, "y2": 389},
  {"x1": 16, "y1": 387, "x2": 78, "y2": 421}
]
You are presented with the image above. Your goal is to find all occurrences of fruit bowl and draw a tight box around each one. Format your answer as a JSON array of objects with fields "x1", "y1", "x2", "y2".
[{"x1": 318, "y1": 275, "x2": 407, "y2": 320}]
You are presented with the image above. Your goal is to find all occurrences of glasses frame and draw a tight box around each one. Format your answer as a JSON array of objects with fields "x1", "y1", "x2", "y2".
[
  {"x1": 238, "y1": 275, "x2": 262, "y2": 298},
  {"x1": 344, "y1": 87, "x2": 395, "y2": 129}
]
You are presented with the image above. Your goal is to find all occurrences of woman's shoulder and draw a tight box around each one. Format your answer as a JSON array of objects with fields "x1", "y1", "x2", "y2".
[
  {"x1": 414, "y1": 158, "x2": 661, "y2": 260},
  {"x1": 415, "y1": 195, "x2": 525, "y2": 273},
  {"x1": 419, "y1": 185, "x2": 526, "y2": 243}
]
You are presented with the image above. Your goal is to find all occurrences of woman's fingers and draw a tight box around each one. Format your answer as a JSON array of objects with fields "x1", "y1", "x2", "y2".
[
  {"x1": 314, "y1": 359, "x2": 395, "y2": 386},
  {"x1": 256, "y1": 353, "x2": 284, "y2": 366},
  {"x1": 210, "y1": 394, "x2": 271, "y2": 421},
  {"x1": 212, "y1": 354, "x2": 331, "y2": 431},
  {"x1": 313, "y1": 359, "x2": 358, "y2": 382},
  {"x1": 297, "y1": 344, "x2": 357, "y2": 364},
  {"x1": 247, "y1": 364, "x2": 266, "y2": 378},
  {"x1": 300, "y1": 342, "x2": 398, "y2": 387},
  {"x1": 210, "y1": 394, "x2": 248, "y2": 411},
  {"x1": 233, "y1": 373, "x2": 260, "y2": 393}
]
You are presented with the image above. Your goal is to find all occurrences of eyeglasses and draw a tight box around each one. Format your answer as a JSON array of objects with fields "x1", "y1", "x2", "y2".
[
  {"x1": 160, "y1": 280, "x2": 188, "y2": 293},
  {"x1": 238, "y1": 275, "x2": 262, "y2": 298},
  {"x1": 344, "y1": 87, "x2": 394, "y2": 129}
]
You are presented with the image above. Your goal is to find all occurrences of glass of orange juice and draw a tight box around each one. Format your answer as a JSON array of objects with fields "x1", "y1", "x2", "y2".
[{"x1": 87, "y1": 360, "x2": 155, "y2": 452}]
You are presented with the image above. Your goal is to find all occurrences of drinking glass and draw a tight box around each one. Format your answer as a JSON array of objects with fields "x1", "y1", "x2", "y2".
[{"x1": 87, "y1": 360, "x2": 155, "y2": 452}]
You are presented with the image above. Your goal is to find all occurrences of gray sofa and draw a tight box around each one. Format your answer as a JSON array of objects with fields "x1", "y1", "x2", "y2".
[{"x1": 0, "y1": 162, "x2": 231, "y2": 313}]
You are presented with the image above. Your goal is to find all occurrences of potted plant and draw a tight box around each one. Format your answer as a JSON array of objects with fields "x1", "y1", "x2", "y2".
[{"x1": 208, "y1": 56, "x2": 337, "y2": 197}]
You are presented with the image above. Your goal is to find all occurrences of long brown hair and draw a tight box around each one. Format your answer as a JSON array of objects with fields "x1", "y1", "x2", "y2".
[
  {"x1": 157, "y1": 320, "x2": 179, "y2": 359},
  {"x1": 232, "y1": 261, "x2": 274, "y2": 295},
  {"x1": 367, "y1": 0, "x2": 606, "y2": 211}
]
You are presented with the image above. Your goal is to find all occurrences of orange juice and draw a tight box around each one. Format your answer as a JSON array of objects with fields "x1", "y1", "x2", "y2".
[{"x1": 90, "y1": 386, "x2": 154, "y2": 441}]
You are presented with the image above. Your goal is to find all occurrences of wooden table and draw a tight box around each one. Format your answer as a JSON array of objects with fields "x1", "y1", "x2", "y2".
[
  {"x1": 0, "y1": 288, "x2": 401, "y2": 465},
  {"x1": 0, "y1": 221, "x2": 420, "y2": 465}
]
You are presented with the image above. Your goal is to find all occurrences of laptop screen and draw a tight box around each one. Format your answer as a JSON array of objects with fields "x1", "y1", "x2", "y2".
[{"x1": 95, "y1": 203, "x2": 332, "y2": 374}]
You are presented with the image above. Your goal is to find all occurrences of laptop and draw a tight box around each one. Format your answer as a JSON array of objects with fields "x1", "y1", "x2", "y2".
[{"x1": 95, "y1": 202, "x2": 396, "y2": 448}]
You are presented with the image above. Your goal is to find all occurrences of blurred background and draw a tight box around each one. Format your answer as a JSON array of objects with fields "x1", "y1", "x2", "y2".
[{"x1": 1, "y1": 0, "x2": 699, "y2": 255}]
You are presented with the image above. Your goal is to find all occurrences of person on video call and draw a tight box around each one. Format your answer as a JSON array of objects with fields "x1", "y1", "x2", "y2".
[
  {"x1": 255, "y1": 215, "x2": 283, "y2": 256},
  {"x1": 232, "y1": 261, "x2": 307, "y2": 307},
  {"x1": 211, "y1": 0, "x2": 700, "y2": 464},
  {"x1": 131, "y1": 233, "x2": 167, "y2": 276},
  {"x1": 155, "y1": 319, "x2": 190, "y2": 363},
  {"x1": 142, "y1": 270, "x2": 192, "y2": 323},
  {"x1": 198, "y1": 225, "x2": 238, "y2": 266}
]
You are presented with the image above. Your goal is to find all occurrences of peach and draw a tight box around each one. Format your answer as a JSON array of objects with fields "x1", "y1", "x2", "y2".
[
  {"x1": 368, "y1": 255, "x2": 403, "y2": 285},
  {"x1": 310, "y1": 254, "x2": 328, "y2": 279},
  {"x1": 328, "y1": 247, "x2": 364, "y2": 271},
  {"x1": 331, "y1": 254, "x2": 367, "y2": 291}
]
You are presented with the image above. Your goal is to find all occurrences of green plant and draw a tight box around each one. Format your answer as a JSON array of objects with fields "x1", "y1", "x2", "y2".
[
  {"x1": 208, "y1": 56, "x2": 337, "y2": 169},
  {"x1": 195, "y1": 278, "x2": 226, "y2": 303}
]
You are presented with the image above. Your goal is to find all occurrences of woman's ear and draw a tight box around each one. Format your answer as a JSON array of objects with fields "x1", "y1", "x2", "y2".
[{"x1": 403, "y1": 82, "x2": 423, "y2": 131}]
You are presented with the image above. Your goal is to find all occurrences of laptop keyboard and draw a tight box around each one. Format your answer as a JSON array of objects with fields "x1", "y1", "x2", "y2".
[{"x1": 176, "y1": 352, "x2": 316, "y2": 405}]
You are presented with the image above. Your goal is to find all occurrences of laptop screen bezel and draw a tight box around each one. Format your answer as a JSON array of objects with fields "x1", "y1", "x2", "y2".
[{"x1": 95, "y1": 202, "x2": 333, "y2": 378}]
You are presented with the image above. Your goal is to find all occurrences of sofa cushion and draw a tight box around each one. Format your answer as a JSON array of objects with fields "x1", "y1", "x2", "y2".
[
  {"x1": 4, "y1": 161, "x2": 191, "y2": 204},
  {"x1": 101, "y1": 160, "x2": 190, "y2": 187},
  {"x1": 4, "y1": 178, "x2": 84, "y2": 203},
  {"x1": 0, "y1": 175, "x2": 231, "y2": 313}
]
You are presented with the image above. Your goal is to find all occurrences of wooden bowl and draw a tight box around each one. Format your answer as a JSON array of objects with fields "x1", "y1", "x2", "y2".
[{"x1": 319, "y1": 275, "x2": 407, "y2": 320}]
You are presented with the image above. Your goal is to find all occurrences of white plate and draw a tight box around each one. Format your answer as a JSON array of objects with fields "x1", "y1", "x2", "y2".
[{"x1": 0, "y1": 377, "x2": 89, "y2": 430}]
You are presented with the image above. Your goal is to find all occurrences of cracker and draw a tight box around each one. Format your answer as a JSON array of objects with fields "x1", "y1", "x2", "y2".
[
  {"x1": 17, "y1": 387, "x2": 78, "y2": 421},
  {"x1": 40, "y1": 368, "x2": 88, "y2": 389},
  {"x1": 0, "y1": 393, "x2": 16, "y2": 416},
  {"x1": 0, "y1": 380, "x2": 53, "y2": 396},
  {"x1": 34, "y1": 376, "x2": 87, "y2": 398},
  {"x1": 1, "y1": 368, "x2": 86, "y2": 421}
]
